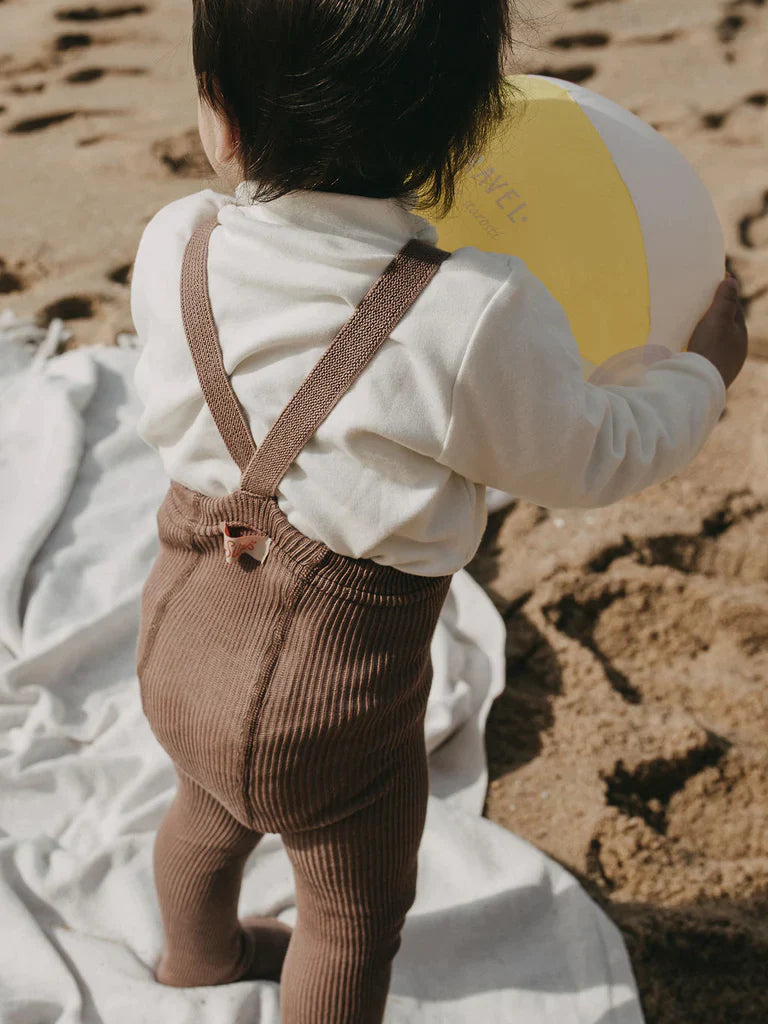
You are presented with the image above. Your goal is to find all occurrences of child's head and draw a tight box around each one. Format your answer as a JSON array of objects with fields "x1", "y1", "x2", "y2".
[{"x1": 192, "y1": 0, "x2": 527, "y2": 219}]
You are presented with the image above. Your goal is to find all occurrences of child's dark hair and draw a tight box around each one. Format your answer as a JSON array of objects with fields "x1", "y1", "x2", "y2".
[{"x1": 192, "y1": 0, "x2": 529, "y2": 219}]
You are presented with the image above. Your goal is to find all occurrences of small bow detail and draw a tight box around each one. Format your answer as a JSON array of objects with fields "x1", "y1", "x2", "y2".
[{"x1": 218, "y1": 522, "x2": 272, "y2": 565}]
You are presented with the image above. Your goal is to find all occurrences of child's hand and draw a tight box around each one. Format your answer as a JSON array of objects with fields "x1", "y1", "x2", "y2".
[{"x1": 686, "y1": 273, "x2": 748, "y2": 389}]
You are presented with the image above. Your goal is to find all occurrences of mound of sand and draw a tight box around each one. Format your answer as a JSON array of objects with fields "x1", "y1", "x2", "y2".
[{"x1": 475, "y1": 353, "x2": 768, "y2": 1023}]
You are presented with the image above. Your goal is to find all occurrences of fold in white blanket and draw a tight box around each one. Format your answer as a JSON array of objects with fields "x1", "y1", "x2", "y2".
[{"x1": 0, "y1": 310, "x2": 645, "y2": 1023}]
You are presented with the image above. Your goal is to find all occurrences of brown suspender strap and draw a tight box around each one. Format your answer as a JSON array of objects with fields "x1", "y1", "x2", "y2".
[
  {"x1": 180, "y1": 214, "x2": 258, "y2": 476},
  {"x1": 180, "y1": 210, "x2": 451, "y2": 498}
]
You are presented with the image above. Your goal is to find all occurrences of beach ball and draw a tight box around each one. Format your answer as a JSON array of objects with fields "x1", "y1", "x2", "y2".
[{"x1": 427, "y1": 74, "x2": 725, "y2": 385}]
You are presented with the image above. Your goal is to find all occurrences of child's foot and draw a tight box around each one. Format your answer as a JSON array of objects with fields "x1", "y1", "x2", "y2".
[
  {"x1": 235, "y1": 914, "x2": 293, "y2": 982},
  {"x1": 154, "y1": 916, "x2": 293, "y2": 987}
]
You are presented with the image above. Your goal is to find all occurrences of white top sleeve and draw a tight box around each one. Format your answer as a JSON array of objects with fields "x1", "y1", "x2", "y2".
[{"x1": 436, "y1": 258, "x2": 727, "y2": 510}]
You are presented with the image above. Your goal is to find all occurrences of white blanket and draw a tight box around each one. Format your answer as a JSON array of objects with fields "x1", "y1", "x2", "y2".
[{"x1": 0, "y1": 310, "x2": 645, "y2": 1023}]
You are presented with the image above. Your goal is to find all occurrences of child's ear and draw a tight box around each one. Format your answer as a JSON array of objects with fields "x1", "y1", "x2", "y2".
[{"x1": 214, "y1": 114, "x2": 240, "y2": 165}]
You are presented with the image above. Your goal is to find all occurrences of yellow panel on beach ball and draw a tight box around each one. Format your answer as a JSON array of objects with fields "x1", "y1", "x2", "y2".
[
  {"x1": 430, "y1": 75, "x2": 649, "y2": 371},
  {"x1": 426, "y1": 74, "x2": 725, "y2": 385}
]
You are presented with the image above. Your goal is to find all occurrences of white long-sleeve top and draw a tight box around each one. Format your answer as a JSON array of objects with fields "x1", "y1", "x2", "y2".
[{"x1": 130, "y1": 182, "x2": 726, "y2": 577}]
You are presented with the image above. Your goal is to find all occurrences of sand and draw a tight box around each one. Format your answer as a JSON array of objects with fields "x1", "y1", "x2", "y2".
[{"x1": 1, "y1": 1, "x2": 766, "y2": 1021}]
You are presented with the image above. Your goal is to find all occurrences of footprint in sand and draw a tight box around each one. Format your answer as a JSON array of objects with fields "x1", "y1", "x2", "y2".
[
  {"x1": 107, "y1": 263, "x2": 132, "y2": 286},
  {"x1": 65, "y1": 66, "x2": 146, "y2": 83},
  {"x1": 0, "y1": 258, "x2": 27, "y2": 295},
  {"x1": 601, "y1": 729, "x2": 730, "y2": 834},
  {"x1": 628, "y1": 30, "x2": 682, "y2": 44},
  {"x1": 594, "y1": 490, "x2": 768, "y2": 581},
  {"x1": 528, "y1": 64, "x2": 597, "y2": 85},
  {"x1": 543, "y1": 585, "x2": 643, "y2": 704},
  {"x1": 701, "y1": 110, "x2": 729, "y2": 130},
  {"x1": 549, "y1": 552, "x2": 767, "y2": 693},
  {"x1": 8, "y1": 81, "x2": 46, "y2": 95},
  {"x1": 152, "y1": 128, "x2": 211, "y2": 178},
  {"x1": 541, "y1": 489, "x2": 768, "y2": 704},
  {"x1": 7, "y1": 108, "x2": 125, "y2": 134},
  {"x1": 550, "y1": 32, "x2": 611, "y2": 49},
  {"x1": 7, "y1": 110, "x2": 78, "y2": 133},
  {"x1": 569, "y1": 0, "x2": 617, "y2": 9},
  {"x1": 54, "y1": 4, "x2": 148, "y2": 21},
  {"x1": 55, "y1": 33, "x2": 94, "y2": 52},
  {"x1": 717, "y1": 13, "x2": 746, "y2": 44},
  {"x1": 66, "y1": 67, "x2": 105, "y2": 83},
  {"x1": 0, "y1": 58, "x2": 51, "y2": 80},
  {"x1": 39, "y1": 295, "x2": 98, "y2": 324},
  {"x1": 700, "y1": 88, "x2": 768, "y2": 136},
  {"x1": 739, "y1": 190, "x2": 768, "y2": 249}
]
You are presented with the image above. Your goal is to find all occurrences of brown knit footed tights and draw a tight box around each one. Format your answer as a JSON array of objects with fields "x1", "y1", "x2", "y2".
[{"x1": 136, "y1": 210, "x2": 454, "y2": 1021}]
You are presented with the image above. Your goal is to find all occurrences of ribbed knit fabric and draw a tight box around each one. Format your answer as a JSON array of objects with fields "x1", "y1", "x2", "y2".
[{"x1": 136, "y1": 209, "x2": 454, "y2": 1023}]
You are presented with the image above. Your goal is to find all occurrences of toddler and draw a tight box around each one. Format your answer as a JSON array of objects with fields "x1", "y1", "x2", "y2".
[{"x1": 131, "y1": 1, "x2": 748, "y2": 1022}]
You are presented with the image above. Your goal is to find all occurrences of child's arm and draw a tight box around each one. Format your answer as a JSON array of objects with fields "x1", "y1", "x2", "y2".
[{"x1": 435, "y1": 262, "x2": 731, "y2": 510}]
